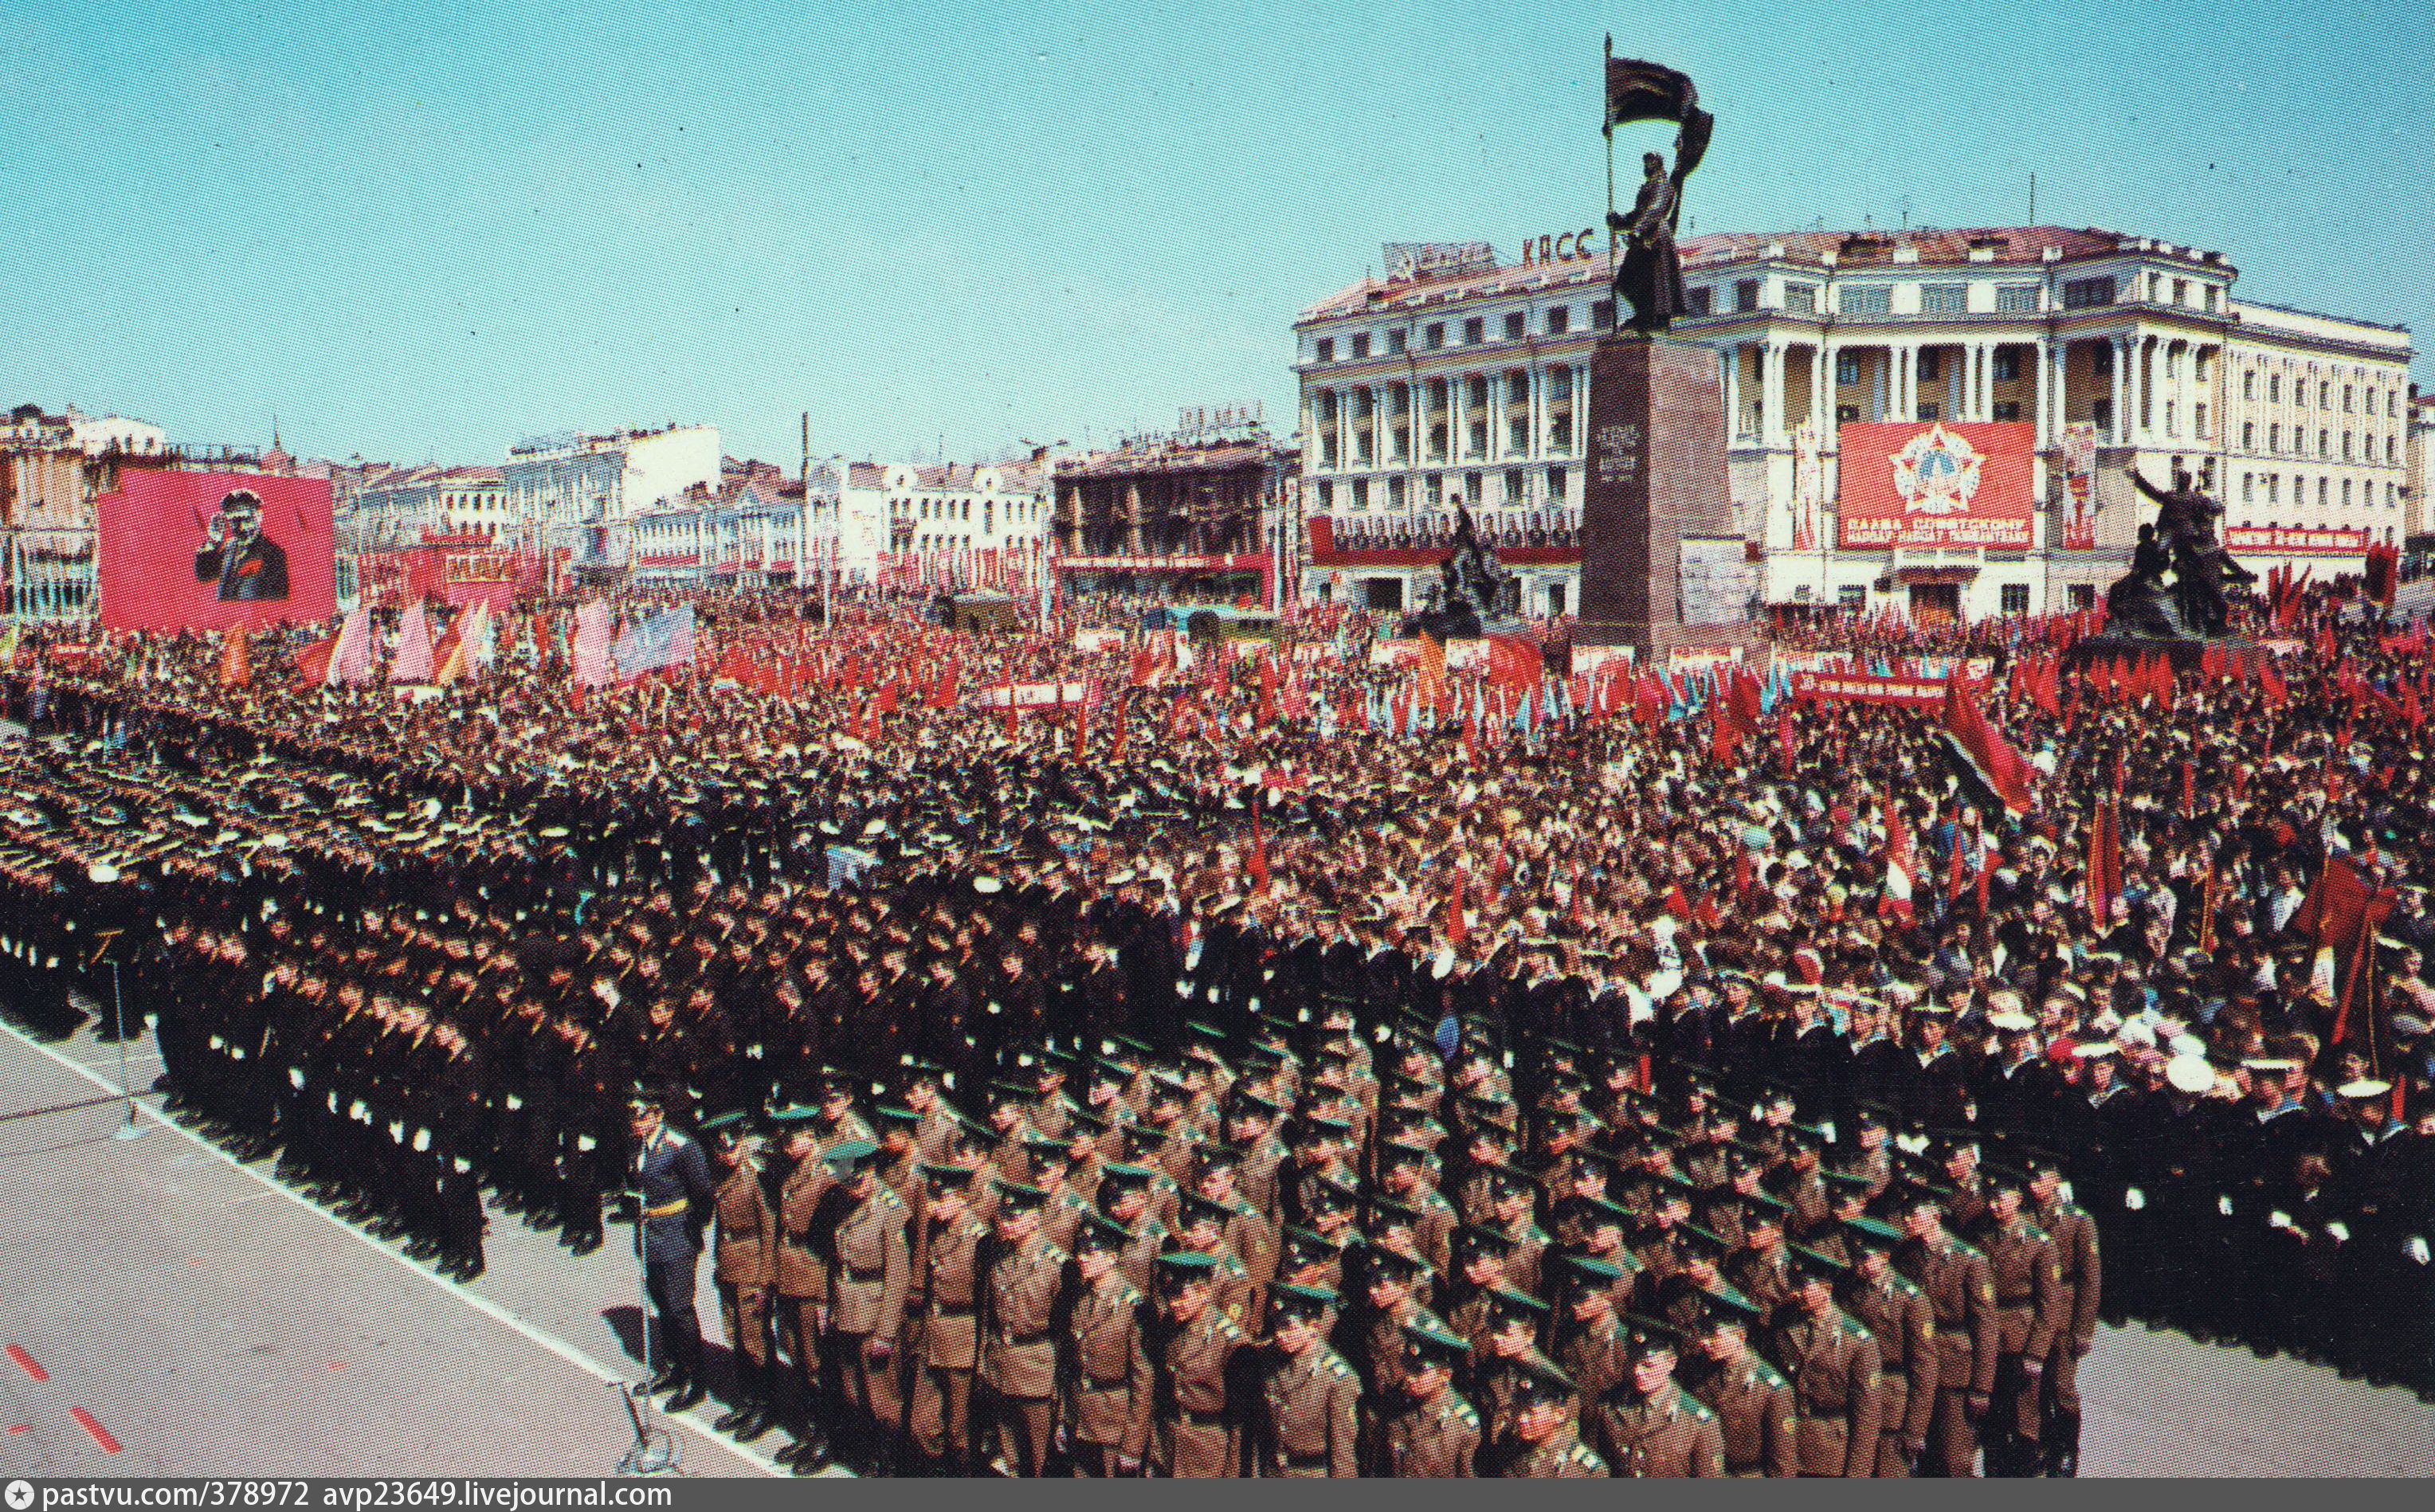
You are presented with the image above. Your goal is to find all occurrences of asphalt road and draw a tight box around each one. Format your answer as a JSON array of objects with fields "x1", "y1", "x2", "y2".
[{"x1": 1, "y1": 983, "x2": 2427, "y2": 1478}]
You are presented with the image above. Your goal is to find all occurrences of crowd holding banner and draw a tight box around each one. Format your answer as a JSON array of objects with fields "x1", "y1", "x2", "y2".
[{"x1": 0, "y1": 571, "x2": 2431, "y2": 1477}]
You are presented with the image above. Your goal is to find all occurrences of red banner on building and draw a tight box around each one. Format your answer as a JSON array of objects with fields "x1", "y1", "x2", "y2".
[
  {"x1": 1792, "y1": 670, "x2": 1947, "y2": 707},
  {"x1": 2223, "y1": 525, "x2": 2370, "y2": 556},
  {"x1": 2061, "y1": 422, "x2": 2098, "y2": 551},
  {"x1": 96, "y1": 471, "x2": 335, "y2": 632},
  {"x1": 1837, "y1": 421, "x2": 2037, "y2": 550}
]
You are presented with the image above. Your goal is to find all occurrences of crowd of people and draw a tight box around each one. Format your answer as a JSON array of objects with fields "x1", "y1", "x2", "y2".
[{"x1": 1, "y1": 578, "x2": 2431, "y2": 1478}]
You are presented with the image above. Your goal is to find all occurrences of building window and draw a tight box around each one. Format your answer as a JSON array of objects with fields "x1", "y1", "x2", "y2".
[
  {"x1": 1917, "y1": 350, "x2": 1941, "y2": 383},
  {"x1": 2319, "y1": 429, "x2": 2330, "y2": 458},
  {"x1": 1424, "y1": 474, "x2": 1442, "y2": 507},
  {"x1": 1546, "y1": 305, "x2": 1570, "y2": 335},
  {"x1": 2147, "y1": 273, "x2": 2163, "y2": 301},
  {"x1": 2268, "y1": 374, "x2": 2280, "y2": 402},
  {"x1": 2343, "y1": 479, "x2": 2353, "y2": 507},
  {"x1": 2193, "y1": 402, "x2": 2206, "y2": 438},
  {"x1": 1551, "y1": 414, "x2": 1574, "y2": 450},
  {"x1": 1503, "y1": 468, "x2": 1524, "y2": 503},
  {"x1": 1921, "y1": 283, "x2": 1966, "y2": 314},
  {"x1": 1508, "y1": 417, "x2": 1528, "y2": 452},
  {"x1": 1836, "y1": 404, "x2": 1861, "y2": 424},
  {"x1": 1918, "y1": 402, "x2": 1940, "y2": 421},
  {"x1": 1547, "y1": 467, "x2": 1567, "y2": 501},
  {"x1": 1387, "y1": 327, "x2": 1406, "y2": 354},
  {"x1": 2343, "y1": 384, "x2": 2354, "y2": 412},
  {"x1": 1464, "y1": 317, "x2": 1485, "y2": 345},
  {"x1": 2090, "y1": 343, "x2": 2114, "y2": 378},
  {"x1": 1734, "y1": 279, "x2": 1760, "y2": 312},
  {"x1": 2068, "y1": 583, "x2": 2097, "y2": 611},
  {"x1": 1997, "y1": 284, "x2": 2039, "y2": 313},
  {"x1": 2319, "y1": 477, "x2": 2329, "y2": 508},
  {"x1": 2001, "y1": 583, "x2": 2031, "y2": 615},
  {"x1": 1350, "y1": 332, "x2": 1370, "y2": 359},
  {"x1": 1993, "y1": 401, "x2": 2021, "y2": 421},
  {"x1": 1992, "y1": 349, "x2": 2021, "y2": 382},
  {"x1": 1315, "y1": 338, "x2": 1335, "y2": 363},
  {"x1": 1507, "y1": 372, "x2": 1529, "y2": 405},
  {"x1": 2243, "y1": 421, "x2": 2255, "y2": 450},
  {"x1": 2343, "y1": 430, "x2": 2354, "y2": 461},
  {"x1": 1350, "y1": 479, "x2": 1368, "y2": 510},
  {"x1": 1464, "y1": 473, "x2": 1483, "y2": 506},
  {"x1": 1836, "y1": 353, "x2": 1862, "y2": 386},
  {"x1": 1468, "y1": 375, "x2": 1490, "y2": 407},
  {"x1": 1685, "y1": 287, "x2": 1713, "y2": 317},
  {"x1": 2242, "y1": 473, "x2": 2253, "y2": 503},
  {"x1": 1838, "y1": 584, "x2": 1868, "y2": 612},
  {"x1": 2243, "y1": 370, "x2": 2257, "y2": 401},
  {"x1": 1387, "y1": 476, "x2": 1406, "y2": 510},
  {"x1": 2062, "y1": 276, "x2": 2115, "y2": 309},
  {"x1": 1314, "y1": 480, "x2": 1332, "y2": 511},
  {"x1": 2266, "y1": 476, "x2": 2278, "y2": 505},
  {"x1": 1504, "y1": 311, "x2": 1527, "y2": 340},
  {"x1": 1785, "y1": 283, "x2": 1818, "y2": 315},
  {"x1": 1427, "y1": 423, "x2": 1447, "y2": 461},
  {"x1": 1841, "y1": 284, "x2": 1892, "y2": 315},
  {"x1": 1424, "y1": 322, "x2": 1445, "y2": 350},
  {"x1": 1549, "y1": 367, "x2": 1573, "y2": 401},
  {"x1": 1468, "y1": 420, "x2": 1488, "y2": 456},
  {"x1": 1591, "y1": 300, "x2": 1615, "y2": 328}
]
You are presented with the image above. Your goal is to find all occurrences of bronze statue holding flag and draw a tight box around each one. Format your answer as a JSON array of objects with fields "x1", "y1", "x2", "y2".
[{"x1": 1601, "y1": 49, "x2": 1712, "y2": 334}]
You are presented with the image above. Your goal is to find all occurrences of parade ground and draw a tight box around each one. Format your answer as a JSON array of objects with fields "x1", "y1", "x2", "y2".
[{"x1": 1, "y1": 992, "x2": 2429, "y2": 1479}]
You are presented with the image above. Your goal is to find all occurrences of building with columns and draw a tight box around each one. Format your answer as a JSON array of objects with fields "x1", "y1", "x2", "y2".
[{"x1": 1295, "y1": 226, "x2": 2413, "y2": 623}]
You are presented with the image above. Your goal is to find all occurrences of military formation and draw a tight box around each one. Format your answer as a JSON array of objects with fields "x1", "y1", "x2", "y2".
[{"x1": 2, "y1": 590, "x2": 2433, "y2": 1476}]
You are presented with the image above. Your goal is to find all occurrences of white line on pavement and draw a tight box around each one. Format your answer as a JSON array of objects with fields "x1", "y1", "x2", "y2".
[{"x1": 0, "y1": 1020, "x2": 785, "y2": 1477}]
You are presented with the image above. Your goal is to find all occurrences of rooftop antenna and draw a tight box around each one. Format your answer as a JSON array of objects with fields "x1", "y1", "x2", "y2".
[{"x1": 2029, "y1": 172, "x2": 2037, "y2": 225}]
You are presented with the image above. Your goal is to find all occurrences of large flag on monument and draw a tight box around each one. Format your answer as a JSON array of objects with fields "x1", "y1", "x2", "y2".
[
  {"x1": 614, "y1": 605, "x2": 696, "y2": 684},
  {"x1": 1602, "y1": 52, "x2": 1712, "y2": 185}
]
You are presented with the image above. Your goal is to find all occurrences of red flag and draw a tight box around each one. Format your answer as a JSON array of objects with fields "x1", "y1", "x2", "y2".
[
  {"x1": 1946, "y1": 807, "x2": 1970, "y2": 901},
  {"x1": 1774, "y1": 709, "x2": 1795, "y2": 778},
  {"x1": 1880, "y1": 791, "x2": 1915, "y2": 920},
  {"x1": 1938, "y1": 676, "x2": 2036, "y2": 816},
  {"x1": 1445, "y1": 872, "x2": 1467, "y2": 946},
  {"x1": 1247, "y1": 807, "x2": 1272, "y2": 895},
  {"x1": 2258, "y1": 655, "x2": 2288, "y2": 708},
  {"x1": 218, "y1": 629, "x2": 252, "y2": 688},
  {"x1": 2179, "y1": 759, "x2": 2196, "y2": 819},
  {"x1": 290, "y1": 633, "x2": 335, "y2": 687},
  {"x1": 2087, "y1": 797, "x2": 2123, "y2": 925}
]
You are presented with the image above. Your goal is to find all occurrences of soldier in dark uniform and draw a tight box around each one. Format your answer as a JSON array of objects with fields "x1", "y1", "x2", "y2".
[{"x1": 626, "y1": 1091, "x2": 717, "y2": 1412}]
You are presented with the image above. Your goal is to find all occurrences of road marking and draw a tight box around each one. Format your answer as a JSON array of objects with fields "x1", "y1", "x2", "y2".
[
  {"x1": 0, "y1": 1020, "x2": 785, "y2": 1476},
  {"x1": 67, "y1": 1408, "x2": 120, "y2": 1454},
  {"x1": 3, "y1": 1346, "x2": 45, "y2": 1383}
]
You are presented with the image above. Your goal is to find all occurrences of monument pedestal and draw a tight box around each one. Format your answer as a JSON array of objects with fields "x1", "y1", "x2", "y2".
[{"x1": 1576, "y1": 333, "x2": 1759, "y2": 659}]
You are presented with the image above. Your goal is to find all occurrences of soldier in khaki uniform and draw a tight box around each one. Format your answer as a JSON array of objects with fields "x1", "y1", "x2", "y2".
[
  {"x1": 905, "y1": 1163, "x2": 988, "y2": 1474},
  {"x1": 1249, "y1": 1282, "x2": 1361, "y2": 1476},
  {"x1": 1582, "y1": 1319, "x2": 1726, "y2": 1477},
  {"x1": 1061, "y1": 1215, "x2": 1153, "y2": 1476},
  {"x1": 821, "y1": 1138, "x2": 910, "y2": 1475},
  {"x1": 1893, "y1": 1188, "x2": 1998, "y2": 1478},
  {"x1": 1766, "y1": 1250, "x2": 1881, "y2": 1475},
  {"x1": 976, "y1": 1180, "x2": 1066, "y2": 1475},
  {"x1": 1838, "y1": 1216, "x2": 1937, "y2": 1475},
  {"x1": 1372, "y1": 1322, "x2": 1480, "y2": 1476},
  {"x1": 1976, "y1": 1170, "x2": 2064, "y2": 1477},
  {"x1": 1484, "y1": 1360, "x2": 1606, "y2": 1476},
  {"x1": 1684, "y1": 1295, "x2": 1798, "y2": 1476},
  {"x1": 2024, "y1": 1153, "x2": 2100, "y2": 1476},
  {"x1": 702, "y1": 1110, "x2": 779, "y2": 1443},
  {"x1": 768, "y1": 1108, "x2": 834, "y2": 1474},
  {"x1": 1148, "y1": 1250, "x2": 1246, "y2": 1477}
]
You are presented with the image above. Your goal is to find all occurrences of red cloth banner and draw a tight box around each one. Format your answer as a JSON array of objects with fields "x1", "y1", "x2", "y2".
[
  {"x1": 1791, "y1": 670, "x2": 1945, "y2": 706},
  {"x1": 96, "y1": 471, "x2": 335, "y2": 632},
  {"x1": 1837, "y1": 421, "x2": 2037, "y2": 550}
]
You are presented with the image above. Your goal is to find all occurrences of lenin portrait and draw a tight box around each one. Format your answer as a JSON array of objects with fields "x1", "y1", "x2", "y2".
[{"x1": 194, "y1": 488, "x2": 290, "y2": 601}]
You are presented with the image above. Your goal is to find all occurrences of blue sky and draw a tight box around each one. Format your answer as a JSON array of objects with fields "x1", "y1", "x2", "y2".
[{"x1": 4, "y1": 1, "x2": 2429, "y2": 468}]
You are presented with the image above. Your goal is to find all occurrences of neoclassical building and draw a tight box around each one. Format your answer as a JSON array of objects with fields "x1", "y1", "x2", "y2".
[{"x1": 1294, "y1": 226, "x2": 2411, "y2": 622}]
